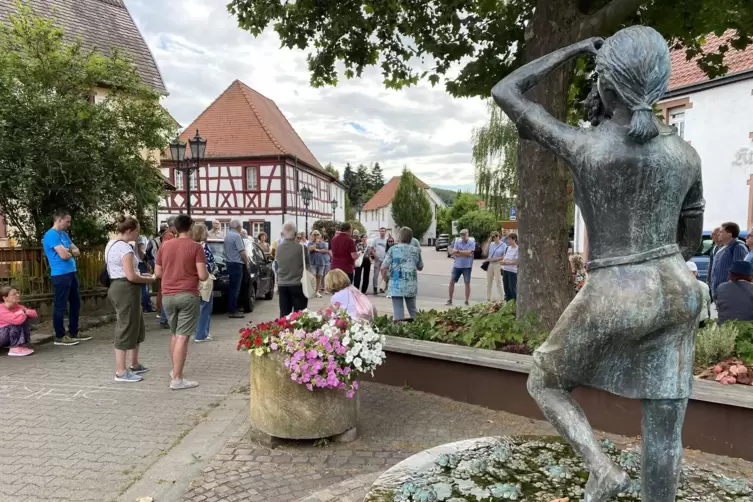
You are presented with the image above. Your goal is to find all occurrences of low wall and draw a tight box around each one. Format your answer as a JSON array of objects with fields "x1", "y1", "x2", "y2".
[
  {"x1": 369, "y1": 336, "x2": 753, "y2": 461},
  {"x1": 23, "y1": 289, "x2": 113, "y2": 318}
]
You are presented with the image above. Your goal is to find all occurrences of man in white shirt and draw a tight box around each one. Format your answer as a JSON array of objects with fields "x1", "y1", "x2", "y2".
[
  {"x1": 370, "y1": 227, "x2": 388, "y2": 294},
  {"x1": 207, "y1": 221, "x2": 224, "y2": 239}
]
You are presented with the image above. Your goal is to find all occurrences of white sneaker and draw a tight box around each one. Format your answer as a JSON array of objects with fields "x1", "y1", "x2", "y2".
[
  {"x1": 194, "y1": 335, "x2": 214, "y2": 343},
  {"x1": 170, "y1": 378, "x2": 199, "y2": 390},
  {"x1": 315, "y1": 292, "x2": 322, "y2": 298}
]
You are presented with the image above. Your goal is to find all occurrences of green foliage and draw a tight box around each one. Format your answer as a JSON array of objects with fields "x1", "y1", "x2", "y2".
[
  {"x1": 449, "y1": 193, "x2": 481, "y2": 223},
  {"x1": 348, "y1": 219, "x2": 366, "y2": 236},
  {"x1": 436, "y1": 207, "x2": 452, "y2": 236},
  {"x1": 312, "y1": 219, "x2": 338, "y2": 239},
  {"x1": 431, "y1": 187, "x2": 460, "y2": 207},
  {"x1": 227, "y1": 0, "x2": 753, "y2": 99},
  {"x1": 473, "y1": 102, "x2": 518, "y2": 221},
  {"x1": 391, "y1": 168, "x2": 432, "y2": 240},
  {"x1": 456, "y1": 210, "x2": 498, "y2": 242},
  {"x1": 370, "y1": 162, "x2": 384, "y2": 191},
  {"x1": 324, "y1": 162, "x2": 339, "y2": 180},
  {"x1": 728, "y1": 321, "x2": 753, "y2": 365},
  {"x1": 373, "y1": 301, "x2": 546, "y2": 353},
  {"x1": 695, "y1": 321, "x2": 738, "y2": 368},
  {"x1": 0, "y1": 2, "x2": 174, "y2": 245},
  {"x1": 344, "y1": 194, "x2": 356, "y2": 221}
]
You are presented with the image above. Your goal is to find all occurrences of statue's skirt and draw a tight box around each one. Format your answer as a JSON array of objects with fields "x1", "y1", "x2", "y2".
[{"x1": 533, "y1": 251, "x2": 701, "y2": 400}]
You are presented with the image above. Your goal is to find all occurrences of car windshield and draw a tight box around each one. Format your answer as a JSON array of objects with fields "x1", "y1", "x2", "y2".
[{"x1": 207, "y1": 242, "x2": 226, "y2": 267}]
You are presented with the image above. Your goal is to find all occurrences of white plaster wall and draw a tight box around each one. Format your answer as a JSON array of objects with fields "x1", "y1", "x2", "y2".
[{"x1": 665, "y1": 80, "x2": 753, "y2": 229}]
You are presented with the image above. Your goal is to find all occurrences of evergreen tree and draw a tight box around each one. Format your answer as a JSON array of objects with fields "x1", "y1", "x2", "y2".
[
  {"x1": 342, "y1": 163, "x2": 357, "y2": 202},
  {"x1": 324, "y1": 162, "x2": 340, "y2": 180},
  {"x1": 391, "y1": 168, "x2": 432, "y2": 241},
  {"x1": 369, "y1": 162, "x2": 384, "y2": 192},
  {"x1": 355, "y1": 164, "x2": 369, "y2": 203}
]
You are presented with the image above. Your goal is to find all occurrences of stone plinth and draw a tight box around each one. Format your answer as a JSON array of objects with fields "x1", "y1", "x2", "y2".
[
  {"x1": 363, "y1": 436, "x2": 753, "y2": 501},
  {"x1": 249, "y1": 352, "x2": 359, "y2": 440}
]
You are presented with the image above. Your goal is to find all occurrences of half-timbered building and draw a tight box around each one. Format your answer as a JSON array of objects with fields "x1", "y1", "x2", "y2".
[{"x1": 159, "y1": 80, "x2": 345, "y2": 238}]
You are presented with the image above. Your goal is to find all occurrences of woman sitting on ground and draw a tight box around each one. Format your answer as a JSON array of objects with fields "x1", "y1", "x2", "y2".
[
  {"x1": 0, "y1": 286, "x2": 38, "y2": 356},
  {"x1": 325, "y1": 269, "x2": 376, "y2": 320}
]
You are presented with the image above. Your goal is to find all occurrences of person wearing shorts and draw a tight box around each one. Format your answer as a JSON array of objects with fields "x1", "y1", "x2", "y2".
[
  {"x1": 105, "y1": 216, "x2": 155, "y2": 383},
  {"x1": 155, "y1": 214, "x2": 208, "y2": 390},
  {"x1": 447, "y1": 229, "x2": 474, "y2": 306},
  {"x1": 307, "y1": 230, "x2": 327, "y2": 298}
]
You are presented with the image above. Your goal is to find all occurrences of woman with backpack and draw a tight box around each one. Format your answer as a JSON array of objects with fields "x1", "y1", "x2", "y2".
[{"x1": 325, "y1": 269, "x2": 376, "y2": 320}]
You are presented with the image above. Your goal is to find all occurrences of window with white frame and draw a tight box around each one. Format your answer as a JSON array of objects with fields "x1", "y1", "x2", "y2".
[
  {"x1": 251, "y1": 221, "x2": 265, "y2": 237},
  {"x1": 189, "y1": 170, "x2": 198, "y2": 190},
  {"x1": 220, "y1": 221, "x2": 231, "y2": 233},
  {"x1": 174, "y1": 169, "x2": 184, "y2": 190},
  {"x1": 668, "y1": 107, "x2": 685, "y2": 139},
  {"x1": 246, "y1": 166, "x2": 259, "y2": 190}
]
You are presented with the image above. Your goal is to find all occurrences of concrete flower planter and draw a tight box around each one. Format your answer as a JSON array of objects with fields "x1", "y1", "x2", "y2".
[{"x1": 249, "y1": 352, "x2": 359, "y2": 441}]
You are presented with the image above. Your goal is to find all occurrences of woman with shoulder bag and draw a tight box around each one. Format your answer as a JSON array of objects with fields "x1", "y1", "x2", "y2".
[
  {"x1": 482, "y1": 231, "x2": 506, "y2": 301},
  {"x1": 381, "y1": 227, "x2": 423, "y2": 320},
  {"x1": 106, "y1": 216, "x2": 155, "y2": 383},
  {"x1": 193, "y1": 224, "x2": 217, "y2": 342}
]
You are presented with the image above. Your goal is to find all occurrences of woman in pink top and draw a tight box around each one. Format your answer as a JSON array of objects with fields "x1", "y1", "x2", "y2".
[{"x1": 0, "y1": 286, "x2": 38, "y2": 356}]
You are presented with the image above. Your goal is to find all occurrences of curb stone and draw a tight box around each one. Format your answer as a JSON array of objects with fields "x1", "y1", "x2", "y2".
[{"x1": 30, "y1": 313, "x2": 117, "y2": 345}]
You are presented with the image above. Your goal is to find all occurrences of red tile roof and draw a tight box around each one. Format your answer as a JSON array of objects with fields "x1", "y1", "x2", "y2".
[
  {"x1": 669, "y1": 31, "x2": 753, "y2": 91},
  {"x1": 177, "y1": 80, "x2": 322, "y2": 170},
  {"x1": 362, "y1": 176, "x2": 430, "y2": 211}
]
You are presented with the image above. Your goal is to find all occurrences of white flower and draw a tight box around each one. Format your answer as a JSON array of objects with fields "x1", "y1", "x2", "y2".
[
  {"x1": 254, "y1": 347, "x2": 264, "y2": 356},
  {"x1": 354, "y1": 357, "x2": 362, "y2": 369},
  {"x1": 342, "y1": 336, "x2": 351, "y2": 346}
]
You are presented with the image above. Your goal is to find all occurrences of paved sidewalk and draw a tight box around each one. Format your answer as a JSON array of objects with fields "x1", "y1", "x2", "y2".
[{"x1": 181, "y1": 383, "x2": 753, "y2": 502}]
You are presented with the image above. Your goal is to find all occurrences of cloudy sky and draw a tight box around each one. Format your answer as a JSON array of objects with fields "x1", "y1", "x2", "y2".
[{"x1": 125, "y1": 0, "x2": 486, "y2": 190}]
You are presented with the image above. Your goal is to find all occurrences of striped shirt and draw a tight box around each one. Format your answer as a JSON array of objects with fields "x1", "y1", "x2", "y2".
[{"x1": 710, "y1": 240, "x2": 749, "y2": 296}]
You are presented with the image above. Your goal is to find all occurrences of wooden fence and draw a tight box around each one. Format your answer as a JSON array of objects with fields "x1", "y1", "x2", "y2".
[{"x1": 0, "y1": 246, "x2": 105, "y2": 296}]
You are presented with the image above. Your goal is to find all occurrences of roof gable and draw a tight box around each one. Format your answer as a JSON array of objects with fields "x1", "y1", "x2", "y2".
[
  {"x1": 0, "y1": 0, "x2": 167, "y2": 94},
  {"x1": 363, "y1": 175, "x2": 430, "y2": 211},
  {"x1": 669, "y1": 31, "x2": 753, "y2": 91},
  {"x1": 177, "y1": 80, "x2": 322, "y2": 171}
]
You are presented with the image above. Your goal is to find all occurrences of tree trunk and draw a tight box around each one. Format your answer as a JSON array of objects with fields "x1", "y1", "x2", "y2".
[{"x1": 516, "y1": 1, "x2": 581, "y2": 330}]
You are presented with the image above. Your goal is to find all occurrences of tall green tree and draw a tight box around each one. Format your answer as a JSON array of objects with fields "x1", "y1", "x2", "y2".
[
  {"x1": 355, "y1": 163, "x2": 369, "y2": 202},
  {"x1": 370, "y1": 162, "x2": 385, "y2": 192},
  {"x1": 228, "y1": 0, "x2": 753, "y2": 328},
  {"x1": 0, "y1": 2, "x2": 174, "y2": 245},
  {"x1": 324, "y1": 162, "x2": 340, "y2": 180},
  {"x1": 391, "y1": 168, "x2": 432, "y2": 240},
  {"x1": 450, "y1": 193, "x2": 481, "y2": 223},
  {"x1": 342, "y1": 163, "x2": 357, "y2": 204},
  {"x1": 473, "y1": 101, "x2": 519, "y2": 220},
  {"x1": 457, "y1": 210, "x2": 498, "y2": 243}
]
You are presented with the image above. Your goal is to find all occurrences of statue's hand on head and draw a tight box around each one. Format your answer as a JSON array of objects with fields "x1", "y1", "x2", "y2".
[{"x1": 578, "y1": 37, "x2": 604, "y2": 57}]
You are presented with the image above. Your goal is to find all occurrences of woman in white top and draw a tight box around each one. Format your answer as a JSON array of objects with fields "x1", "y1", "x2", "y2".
[
  {"x1": 483, "y1": 231, "x2": 507, "y2": 301},
  {"x1": 325, "y1": 269, "x2": 376, "y2": 320},
  {"x1": 106, "y1": 216, "x2": 155, "y2": 383},
  {"x1": 501, "y1": 232, "x2": 519, "y2": 302}
]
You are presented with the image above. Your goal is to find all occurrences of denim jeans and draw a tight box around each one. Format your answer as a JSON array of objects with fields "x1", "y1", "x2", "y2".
[
  {"x1": 503, "y1": 270, "x2": 518, "y2": 302},
  {"x1": 195, "y1": 295, "x2": 214, "y2": 340},
  {"x1": 51, "y1": 272, "x2": 81, "y2": 339},
  {"x1": 138, "y1": 262, "x2": 152, "y2": 311},
  {"x1": 391, "y1": 296, "x2": 417, "y2": 321},
  {"x1": 226, "y1": 262, "x2": 244, "y2": 314}
]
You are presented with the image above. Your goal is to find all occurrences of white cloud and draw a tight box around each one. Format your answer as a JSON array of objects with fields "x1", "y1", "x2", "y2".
[{"x1": 126, "y1": 0, "x2": 487, "y2": 187}]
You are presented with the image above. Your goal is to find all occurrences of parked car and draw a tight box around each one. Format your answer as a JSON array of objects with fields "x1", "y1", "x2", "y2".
[
  {"x1": 207, "y1": 238, "x2": 275, "y2": 312},
  {"x1": 446, "y1": 237, "x2": 483, "y2": 259},
  {"x1": 435, "y1": 234, "x2": 450, "y2": 251},
  {"x1": 691, "y1": 230, "x2": 749, "y2": 283}
]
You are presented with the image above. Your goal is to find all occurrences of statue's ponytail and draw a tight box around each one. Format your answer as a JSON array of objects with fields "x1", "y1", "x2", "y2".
[{"x1": 628, "y1": 107, "x2": 659, "y2": 143}]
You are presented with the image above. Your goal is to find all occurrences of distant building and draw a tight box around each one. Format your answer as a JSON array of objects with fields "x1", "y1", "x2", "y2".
[
  {"x1": 159, "y1": 80, "x2": 345, "y2": 238},
  {"x1": 360, "y1": 176, "x2": 446, "y2": 245},
  {"x1": 573, "y1": 31, "x2": 753, "y2": 254}
]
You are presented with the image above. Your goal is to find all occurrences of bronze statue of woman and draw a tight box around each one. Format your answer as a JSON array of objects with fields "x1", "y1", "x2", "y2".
[{"x1": 492, "y1": 26, "x2": 704, "y2": 502}]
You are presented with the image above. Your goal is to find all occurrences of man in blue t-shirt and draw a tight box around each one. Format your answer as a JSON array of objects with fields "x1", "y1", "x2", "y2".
[
  {"x1": 42, "y1": 210, "x2": 91, "y2": 346},
  {"x1": 447, "y1": 229, "x2": 475, "y2": 306}
]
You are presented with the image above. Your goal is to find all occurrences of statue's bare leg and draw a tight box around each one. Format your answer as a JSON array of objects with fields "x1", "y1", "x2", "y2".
[
  {"x1": 528, "y1": 365, "x2": 629, "y2": 501},
  {"x1": 641, "y1": 398, "x2": 687, "y2": 501}
]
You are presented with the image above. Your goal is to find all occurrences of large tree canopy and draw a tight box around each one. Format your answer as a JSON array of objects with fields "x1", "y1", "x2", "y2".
[
  {"x1": 228, "y1": 0, "x2": 753, "y2": 328},
  {"x1": 0, "y1": 2, "x2": 174, "y2": 245},
  {"x1": 228, "y1": 0, "x2": 752, "y2": 99},
  {"x1": 392, "y1": 168, "x2": 433, "y2": 240}
]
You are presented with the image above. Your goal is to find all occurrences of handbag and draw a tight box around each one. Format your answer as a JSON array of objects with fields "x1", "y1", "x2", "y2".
[
  {"x1": 480, "y1": 261, "x2": 490, "y2": 272},
  {"x1": 99, "y1": 241, "x2": 116, "y2": 288},
  {"x1": 301, "y1": 244, "x2": 317, "y2": 298},
  {"x1": 198, "y1": 243, "x2": 215, "y2": 302},
  {"x1": 355, "y1": 251, "x2": 365, "y2": 268}
]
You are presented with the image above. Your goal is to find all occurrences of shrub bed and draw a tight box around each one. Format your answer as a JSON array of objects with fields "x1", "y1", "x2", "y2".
[
  {"x1": 372, "y1": 301, "x2": 546, "y2": 355},
  {"x1": 695, "y1": 320, "x2": 753, "y2": 386}
]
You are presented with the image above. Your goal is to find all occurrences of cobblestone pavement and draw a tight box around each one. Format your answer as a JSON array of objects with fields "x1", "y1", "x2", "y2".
[
  {"x1": 181, "y1": 383, "x2": 753, "y2": 502},
  {"x1": 0, "y1": 309, "x2": 255, "y2": 502}
]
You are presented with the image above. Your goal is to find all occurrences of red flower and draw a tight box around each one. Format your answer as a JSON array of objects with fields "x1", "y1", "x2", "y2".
[
  {"x1": 244, "y1": 339, "x2": 252, "y2": 349},
  {"x1": 254, "y1": 334, "x2": 263, "y2": 347}
]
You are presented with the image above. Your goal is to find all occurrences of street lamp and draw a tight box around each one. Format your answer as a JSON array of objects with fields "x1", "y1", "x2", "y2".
[
  {"x1": 355, "y1": 202, "x2": 363, "y2": 221},
  {"x1": 330, "y1": 198, "x2": 338, "y2": 221},
  {"x1": 301, "y1": 186, "x2": 313, "y2": 236},
  {"x1": 170, "y1": 129, "x2": 207, "y2": 216}
]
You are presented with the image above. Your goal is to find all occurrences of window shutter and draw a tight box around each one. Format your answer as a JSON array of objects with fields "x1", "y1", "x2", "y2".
[{"x1": 264, "y1": 221, "x2": 271, "y2": 237}]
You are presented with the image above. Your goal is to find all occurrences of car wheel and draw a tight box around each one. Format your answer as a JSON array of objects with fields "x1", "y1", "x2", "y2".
[{"x1": 264, "y1": 278, "x2": 275, "y2": 300}]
